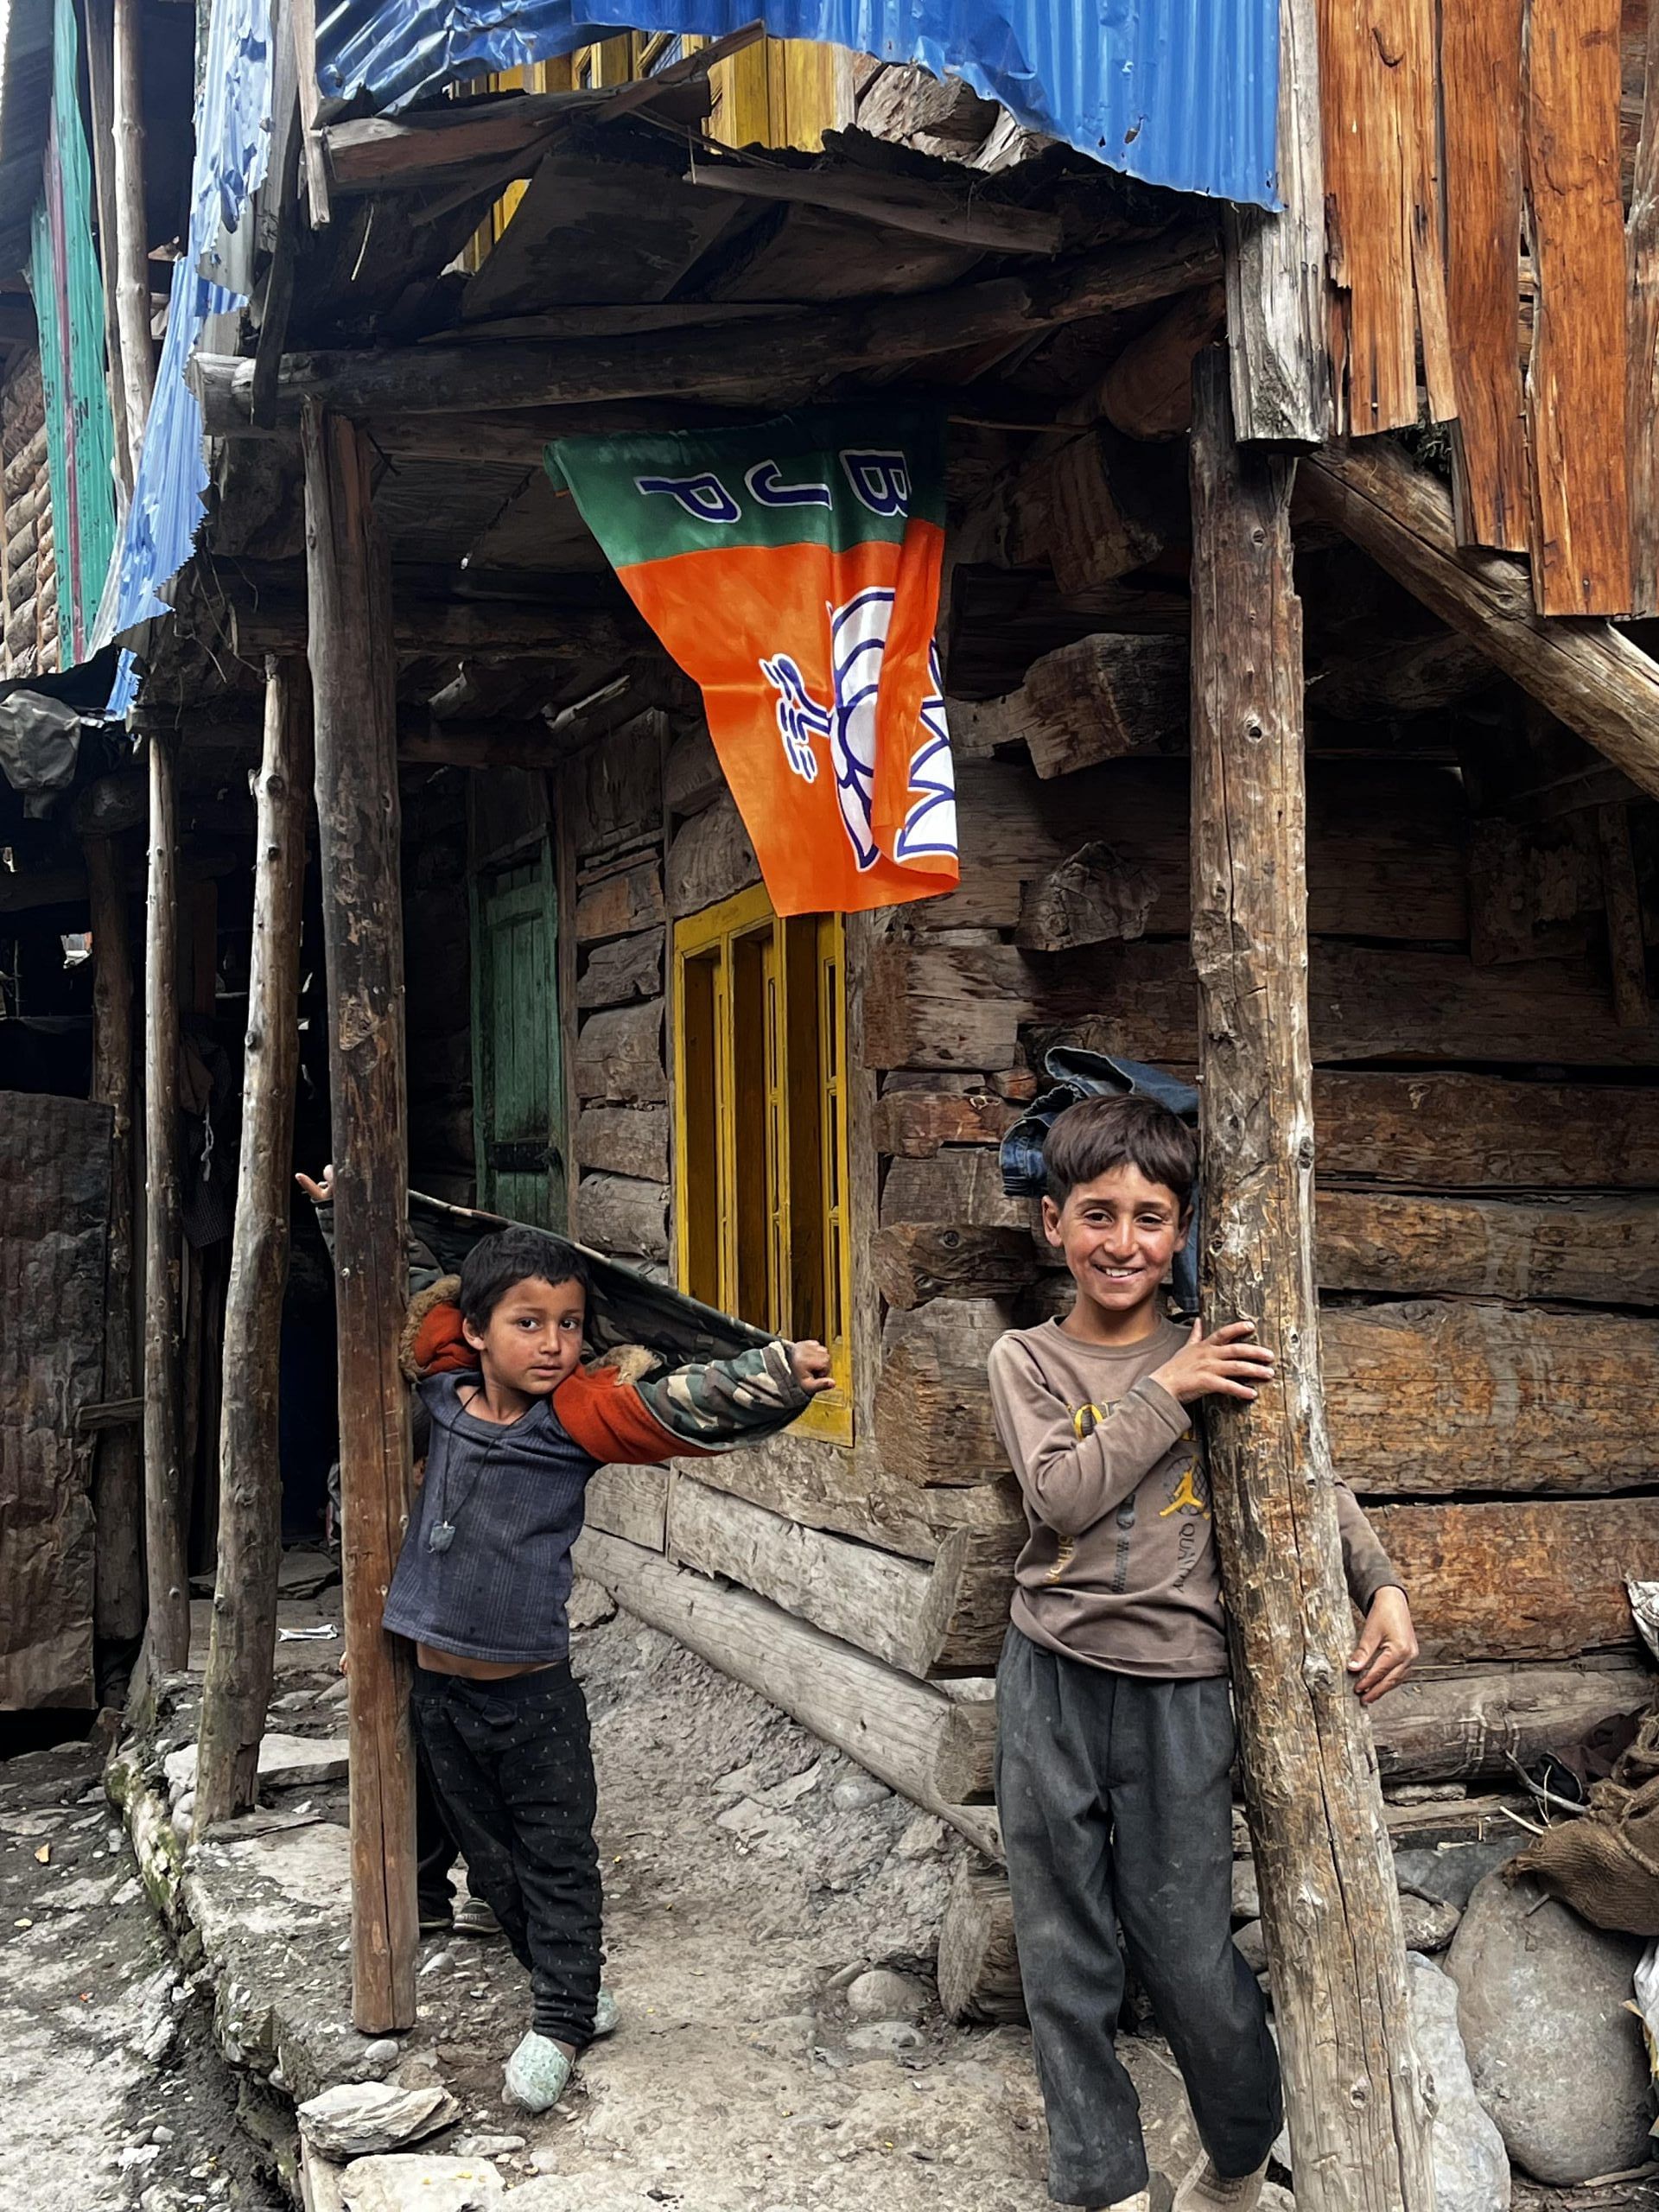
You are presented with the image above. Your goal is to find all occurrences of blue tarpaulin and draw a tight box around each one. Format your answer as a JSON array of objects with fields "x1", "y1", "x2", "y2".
[{"x1": 315, "y1": 1, "x2": 1281, "y2": 207}]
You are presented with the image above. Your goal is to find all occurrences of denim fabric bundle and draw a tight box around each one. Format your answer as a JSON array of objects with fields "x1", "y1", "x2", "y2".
[{"x1": 999, "y1": 1048, "x2": 1201, "y2": 1316}]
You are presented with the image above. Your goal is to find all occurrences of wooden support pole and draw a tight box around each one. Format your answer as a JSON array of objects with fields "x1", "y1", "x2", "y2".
[
  {"x1": 142, "y1": 731, "x2": 188, "y2": 1674},
  {"x1": 86, "y1": 831, "x2": 143, "y2": 1645},
  {"x1": 111, "y1": 0, "x2": 154, "y2": 468},
  {"x1": 302, "y1": 405, "x2": 416, "y2": 2032},
  {"x1": 82, "y1": 0, "x2": 132, "y2": 499},
  {"x1": 194, "y1": 661, "x2": 312, "y2": 1833},
  {"x1": 1187, "y1": 354, "x2": 1433, "y2": 2212}
]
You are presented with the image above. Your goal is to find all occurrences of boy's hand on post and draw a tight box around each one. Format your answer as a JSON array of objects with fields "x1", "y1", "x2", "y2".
[
  {"x1": 789, "y1": 1340, "x2": 835, "y2": 1396},
  {"x1": 1152, "y1": 1318, "x2": 1276, "y2": 1406},
  {"x1": 296, "y1": 1162, "x2": 336, "y2": 1203},
  {"x1": 1348, "y1": 1586, "x2": 1417, "y2": 1704}
]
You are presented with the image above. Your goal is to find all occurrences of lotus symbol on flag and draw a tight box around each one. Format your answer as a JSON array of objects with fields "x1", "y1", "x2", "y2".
[{"x1": 761, "y1": 588, "x2": 957, "y2": 875}]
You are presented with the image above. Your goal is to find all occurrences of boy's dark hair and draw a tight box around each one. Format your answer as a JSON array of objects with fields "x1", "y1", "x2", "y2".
[
  {"x1": 1044, "y1": 1094, "x2": 1197, "y2": 1215},
  {"x1": 459, "y1": 1229, "x2": 591, "y2": 1329}
]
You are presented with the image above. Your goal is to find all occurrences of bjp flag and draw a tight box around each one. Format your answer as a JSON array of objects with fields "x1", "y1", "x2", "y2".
[{"x1": 546, "y1": 405, "x2": 958, "y2": 917}]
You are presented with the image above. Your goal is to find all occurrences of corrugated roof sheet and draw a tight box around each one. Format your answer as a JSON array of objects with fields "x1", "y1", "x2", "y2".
[{"x1": 315, "y1": 0, "x2": 1281, "y2": 207}]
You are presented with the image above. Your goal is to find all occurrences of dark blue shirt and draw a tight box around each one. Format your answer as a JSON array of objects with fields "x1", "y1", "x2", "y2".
[{"x1": 382, "y1": 1375, "x2": 600, "y2": 1665}]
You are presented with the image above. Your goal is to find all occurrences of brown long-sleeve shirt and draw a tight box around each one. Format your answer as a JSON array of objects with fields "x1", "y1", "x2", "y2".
[{"x1": 988, "y1": 1316, "x2": 1402, "y2": 1679}]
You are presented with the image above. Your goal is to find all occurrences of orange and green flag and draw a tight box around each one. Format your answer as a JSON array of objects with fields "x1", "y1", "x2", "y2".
[{"x1": 547, "y1": 405, "x2": 957, "y2": 917}]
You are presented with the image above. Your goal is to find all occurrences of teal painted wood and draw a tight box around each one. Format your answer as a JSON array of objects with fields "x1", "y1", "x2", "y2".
[
  {"x1": 470, "y1": 842, "x2": 567, "y2": 1231},
  {"x1": 29, "y1": 0, "x2": 118, "y2": 664}
]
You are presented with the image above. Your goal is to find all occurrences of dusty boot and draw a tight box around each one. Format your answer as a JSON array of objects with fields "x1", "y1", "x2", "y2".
[
  {"x1": 1173, "y1": 2154, "x2": 1270, "y2": 2212},
  {"x1": 452, "y1": 1897, "x2": 501, "y2": 1938},
  {"x1": 504, "y1": 2031, "x2": 574, "y2": 2113}
]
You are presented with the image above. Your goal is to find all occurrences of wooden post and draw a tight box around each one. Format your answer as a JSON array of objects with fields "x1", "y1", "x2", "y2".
[
  {"x1": 194, "y1": 661, "x2": 312, "y2": 1832},
  {"x1": 1186, "y1": 353, "x2": 1434, "y2": 2212},
  {"x1": 86, "y1": 831, "x2": 143, "y2": 1645},
  {"x1": 302, "y1": 404, "x2": 416, "y2": 2032},
  {"x1": 111, "y1": 0, "x2": 155, "y2": 473},
  {"x1": 82, "y1": 0, "x2": 132, "y2": 499},
  {"x1": 142, "y1": 730, "x2": 188, "y2": 1674}
]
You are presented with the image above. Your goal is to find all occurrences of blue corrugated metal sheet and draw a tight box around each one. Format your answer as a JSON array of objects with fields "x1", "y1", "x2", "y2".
[
  {"x1": 94, "y1": 0, "x2": 274, "y2": 702},
  {"x1": 315, "y1": 0, "x2": 1281, "y2": 207}
]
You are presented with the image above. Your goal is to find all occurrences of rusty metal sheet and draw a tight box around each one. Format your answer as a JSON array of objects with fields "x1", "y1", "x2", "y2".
[{"x1": 0, "y1": 1090, "x2": 111, "y2": 1708}]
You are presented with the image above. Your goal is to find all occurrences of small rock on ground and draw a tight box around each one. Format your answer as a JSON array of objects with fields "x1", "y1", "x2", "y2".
[{"x1": 844, "y1": 1967, "x2": 929, "y2": 2022}]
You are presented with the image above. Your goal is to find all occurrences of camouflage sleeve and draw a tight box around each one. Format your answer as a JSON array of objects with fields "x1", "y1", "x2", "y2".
[
  {"x1": 634, "y1": 1340, "x2": 811, "y2": 1451},
  {"x1": 310, "y1": 1199, "x2": 443, "y2": 1297}
]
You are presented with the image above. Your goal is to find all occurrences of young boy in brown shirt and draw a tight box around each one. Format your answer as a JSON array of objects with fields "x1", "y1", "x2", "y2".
[{"x1": 988, "y1": 1095, "x2": 1416, "y2": 2212}]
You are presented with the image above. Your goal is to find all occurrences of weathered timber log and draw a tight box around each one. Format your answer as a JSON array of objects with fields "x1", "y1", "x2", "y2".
[
  {"x1": 1307, "y1": 628, "x2": 1497, "y2": 720},
  {"x1": 85, "y1": 835, "x2": 143, "y2": 1644},
  {"x1": 228, "y1": 582, "x2": 635, "y2": 660},
  {"x1": 963, "y1": 636, "x2": 1188, "y2": 779},
  {"x1": 566, "y1": 713, "x2": 668, "y2": 849},
  {"x1": 683, "y1": 159, "x2": 1063, "y2": 257},
  {"x1": 111, "y1": 0, "x2": 154, "y2": 475},
  {"x1": 1188, "y1": 358, "x2": 1433, "y2": 2210},
  {"x1": 574, "y1": 1104, "x2": 670, "y2": 1181},
  {"x1": 142, "y1": 732, "x2": 188, "y2": 1674},
  {"x1": 576, "y1": 1171, "x2": 667, "y2": 1262},
  {"x1": 302, "y1": 408, "x2": 416, "y2": 2034},
  {"x1": 873, "y1": 1084, "x2": 1019, "y2": 1157},
  {"x1": 1315, "y1": 1187, "x2": 1659, "y2": 1306},
  {"x1": 1301, "y1": 439, "x2": 1659, "y2": 802},
  {"x1": 862, "y1": 934, "x2": 1659, "y2": 1073},
  {"x1": 572, "y1": 1528, "x2": 1001, "y2": 1849},
  {"x1": 1599, "y1": 802, "x2": 1653, "y2": 1026},
  {"x1": 575, "y1": 1000, "x2": 666, "y2": 1104},
  {"x1": 576, "y1": 928, "x2": 662, "y2": 1008},
  {"x1": 323, "y1": 89, "x2": 607, "y2": 189},
  {"x1": 871, "y1": 1224, "x2": 1039, "y2": 1309},
  {"x1": 1097, "y1": 283, "x2": 1227, "y2": 438},
  {"x1": 194, "y1": 662, "x2": 312, "y2": 1833},
  {"x1": 667, "y1": 1474, "x2": 983, "y2": 1677},
  {"x1": 880, "y1": 1148, "x2": 1032, "y2": 1231},
  {"x1": 874, "y1": 1300, "x2": 1015, "y2": 1486},
  {"x1": 574, "y1": 861, "x2": 663, "y2": 943},
  {"x1": 193, "y1": 226, "x2": 1223, "y2": 427},
  {"x1": 1014, "y1": 842, "x2": 1164, "y2": 950},
  {"x1": 1466, "y1": 812, "x2": 1602, "y2": 967},
  {"x1": 1310, "y1": 1068, "x2": 1659, "y2": 1185},
  {"x1": 585, "y1": 1463, "x2": 668, "y2": 1551},
  {"x1": 667, "y1": 791, "x2": 760, "y2": 916},
  {"x1": 664, "y1": 727, "x2": 724, "y2": 817},
  {"x1": 995, "y1": 429, "x2": 1177, "y2": 597},
  {"x1": 1367, "y1": 1657, "x2": 1653, "y2": 1782},
  {"x1": 1367, "y1": 1500, "x2": 1659, "y2": 1663},
  {"x1": 938, "y1": 1861, "x2": 1027, "y2": 2024}
]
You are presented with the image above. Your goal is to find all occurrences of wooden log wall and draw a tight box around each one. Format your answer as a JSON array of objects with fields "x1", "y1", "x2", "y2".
[{"x1": 1, "y1": 353, "x2": 50, "y2": 677}]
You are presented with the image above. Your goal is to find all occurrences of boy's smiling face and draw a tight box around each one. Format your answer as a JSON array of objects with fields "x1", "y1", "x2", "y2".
[
  {"x1": 1043, "y1": 1164, "x2": 1190, "y2": 1331},
  {"x1": 462, "y1": 1272, "x2": 588, "y2": 1398}
]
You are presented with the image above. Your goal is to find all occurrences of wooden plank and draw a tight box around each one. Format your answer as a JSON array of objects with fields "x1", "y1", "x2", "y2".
[
  {"x1": 324, "y1": 89, "x2": 600, "y2": 189},
  {"x1": 1303, "y1": 421, "x2": 1659, "y2": 800},
  {"x1": 1598, "y1": 801, "x2": 1654, "y2": 1025},
  {"x1": 666, "y1": 791, "x2": 760, "y2": 916},
  {"x1": 1368, "y1": 1656, "x2": 1653, "y2": 1781},
  {"x1": 863, "y1": 935, "x2": 1659, "y2": 1073},
  {"x1": 682, "y1": 157, "x2": 1062, "y2": 257},
  {"x1": 1629, "y1": 0, "x2": 1659, "y2": 611},
  {"x1": 574, "y1": 861, "x2": 664, "y2": 944},
  {"x1": 142, "y1": 730, "x2": 188, "y2": 1674},
  {"x1": 1311, "y1": 1068, "x2": 1659, "y2": 1186},
  {"x1": 289, "y1": 0, "x2": 330, "y2": 226},
  {"x1": 1314, "y1": 1187, "x2": 1659, "y2": 1305},
  {"x1": 302, "y1": 407, "x2": 415, "y2": 2032},
  {"x1": 667, "y1": 1473, "x2": 970, "y2": 1677},
  {"x1": 194, "y1": 660, "x2": 311, "y2": 1832},
  {"x1": 575, "y1": 1104, "x2": 670, "y2": 1181},
  {"x1": 585, "y1": 1462, "x2": 668, "y2": 1551},
  {"x1": 574, "y1": 1000, "x2": 666, "y2": 1104},
  {"x1": 576, "y1": 927, "x2": 662, "y2": 1008},
  {"x1": 572, "y1": 1527, "x2": 1001, "y2": 1847},
  {"x1": 1188, "y1": 354, "x2": 1434, "y2": 2210},
  {"x1": 576, "y1": 1169, "x2": 667, "y2": 1261},
  {"x1": 1325, "y1": 1300, "x2": 1659, "y2": 1497},
  {"x1": 1526, "y1": 0, "x2": 1632, "y2": 614},
  {"x1": 664, "y1": 727, "x2": 724, "y2": 817},
  {"x1": 874, "y1": 1084, "x2": 1020, "y2": 1157},
  {"x1": 1368, "y1": 1500, "x2": 1659, "y2": 1661},
  {"x1": 1442, "y1": 0, "x2": 1529, "y2": 550}
]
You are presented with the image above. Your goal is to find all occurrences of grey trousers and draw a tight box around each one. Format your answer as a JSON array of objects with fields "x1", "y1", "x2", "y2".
[{"x1": 995, "y1": 1627, "x2": 1282, "y2": 2207}]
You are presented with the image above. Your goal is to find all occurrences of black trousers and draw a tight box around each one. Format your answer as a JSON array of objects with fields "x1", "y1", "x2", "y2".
[
  {"x1": 410, "y1": 1663, "x2": 602, "y2": 2048},
  {"x1": 416, "y1": 1755, "x2": 460, "y2": 1915},
  {"x1": 995, "y1": 1627, "x2": 1282, "y2": 2207}
]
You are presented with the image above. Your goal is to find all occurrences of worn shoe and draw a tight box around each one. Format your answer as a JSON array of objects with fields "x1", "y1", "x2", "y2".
[
  {"x1": 592, "y1": 1987, "x2": 620, "y2": 2038},
  {"x1": 1173, "y1": 2154, "x2": 1270, "y2": 2212},
  {"x1": 417, "y1": 1904, "x2": 454, "y2": 1936},
  {"x1": 504, "y1": 2031, "x2": 574, "y2": 2113},
  {"x1": 1088, "y1": 2193, "x2": 1149, "y2": 2212},
  {"x1": 452, "y1": 1897, "x2": 502, "y2": 1938}
]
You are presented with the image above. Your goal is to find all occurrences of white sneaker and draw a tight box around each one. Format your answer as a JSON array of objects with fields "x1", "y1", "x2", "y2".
[{"x1": 503, "y1": 2030, "x2": 573, "y2": 2113}]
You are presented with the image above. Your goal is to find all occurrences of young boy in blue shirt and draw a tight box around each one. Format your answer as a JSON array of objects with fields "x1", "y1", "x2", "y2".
[{"x1": 988, "y1": 1096, "x2": 1416, "y2": 2212}]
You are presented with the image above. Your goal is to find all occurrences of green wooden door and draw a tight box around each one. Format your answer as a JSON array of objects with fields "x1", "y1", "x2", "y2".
[{"x1": 470, "y1": 841, "x2": 567, "y2": 1229}]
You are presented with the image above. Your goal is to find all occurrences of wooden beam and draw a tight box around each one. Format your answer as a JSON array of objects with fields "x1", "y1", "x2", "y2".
[
  {"x1": 111, "y1": 0, "x2": 154, "y2": 466},
  {"x1": 1368, "y1": 1657, "x2": 1653, "y2": 1783},
  {"x1": 251, "y1": 54, "x2": 304, "y2": 434},
  {"x1": 1630, "y1": 0, "x2": 1659, "y2": 610},
  {"x1": 85, "y1": 834, "x2": 143, "y2": 1646},
  {"x1": 190, "y1": 225, "x2": 1223, "y2": 429},
  {"x1": 325, "y1": 90, "x2": 608, "y2": 192},
  {"x1": 226, "y1": 584, "x2": 634, "y2": 661},
  {"x1": 1187, "y1": 353, "x2": 1433, "y2": 2212},
  {"x1": 1222, "y1": 0, "x2": 1330, "y2": 442},
  {"x1": 302, "y1": 407, "x2": 416, "y2": 2033},
  {"x1": 289, "y1": 0, "x2": 331, "y2": 226},
  {"x1": 194, "y1": 661, "x2": 311, "y2": 1834},
  {"x1": 1300, "y1": 439, "x2": 1659, "y2": 802},
  {"x1": 1096, "y1": 282, "x2": 1226, "y2": 439},
  {"x1": 681, "y1": 156, "x2": 1063, "y2": 257},
  {"x1": 141, "y1": 732, "x2": 188, "y2": 1675},
  {"x1": 1597, "y1": 800, "x2": 1653, "y2": 1027}
]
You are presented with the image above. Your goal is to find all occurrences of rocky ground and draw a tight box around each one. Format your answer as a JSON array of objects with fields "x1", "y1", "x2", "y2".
[{"x1": 9, "y1": 1565, "x2": 1659, "y2": 2211}]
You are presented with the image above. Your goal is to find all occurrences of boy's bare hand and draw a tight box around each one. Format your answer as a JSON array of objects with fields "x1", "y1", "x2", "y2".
[
  {"x1": 1152, "y1": 1318, "x2": 1276, "y2": 1406},
  {"x1": 789, "y1": 1340, "x2": 835, "y2": 1395},
  {"x1": 1348, "y1": 1587, "x2": 1417, "y2": 1705},
  {"x1": 296, "y1": 1163, "x2": 335, "y2": 1203}
]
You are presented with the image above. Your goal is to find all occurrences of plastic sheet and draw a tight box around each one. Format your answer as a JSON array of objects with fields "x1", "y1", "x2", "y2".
[{"x1": 315, "y1": 0, "x2": 1281, "y2": 206}]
